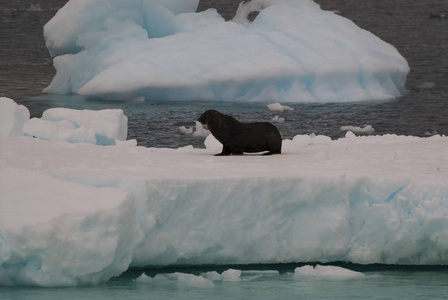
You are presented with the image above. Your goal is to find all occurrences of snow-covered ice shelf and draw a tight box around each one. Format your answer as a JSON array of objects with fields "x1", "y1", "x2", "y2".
[
  {"x1": 1, "y1": 126, "x2": 447, "y2": 286},
  {"x1": 1, "y1": 98, "x2": 447, "y2": 287}
]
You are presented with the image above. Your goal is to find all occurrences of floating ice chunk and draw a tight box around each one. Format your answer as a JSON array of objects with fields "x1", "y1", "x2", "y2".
[
  {"x1": 179, "y1": 126, "x2": 194, "y2": 135},
  {"x1": 294, "y1": 265, "x2": 365, "y2": 280},
  {"x1": 267, "y1": 103, "x2": 294, "y2": 112},
  {"x1": 202, "y1": 271, "x2": 223, "y2": 281},
  {"x1": 42, "y1": 108, "x2": 128, "y2": 145},
  {"x1": 192, "y1": 121, "x2": 210, "y2": 137},
  {"x1": 175, "y1": 273, "x2": 215, "y2": 288},
  {"x1": 424, "y1": 131, "x2": 438, "y2": 136},
  {"x1": 222, "y1": 269, "x2": 242, "y2": 281},
  {"x1": 271, "y1": 115, "x2": 285, "y2": 123},
  {"x1": 23, "y1": 118, "x2": 97, "y2": 144},
  {"x1": 2, "y1": 103, "x2": 132, "y2": 145},
  {"x1": 0, "y1": 97, "x2": 30, "y2": 137},
  {"x1": 340, "y1": 125, "x2": 375, "y2": 134},
  {"x1": 180, "y1": 121, "x2": 210, "y2": 137},
  {"x1": 242, "y1": 270, "x2": 280, "y2": 276},
  {"x1": 202, "y1": 269, "x2": 279, "y2": 282},
  {"x1": 135, "y1": 272, "x2": 214, "y2": 288},
  {"x1": 241, "y1": 270, "x2": 280, "y2": 280},
  {"x1": 134, "y1": 273, "x2": 152, "y2": 283}
]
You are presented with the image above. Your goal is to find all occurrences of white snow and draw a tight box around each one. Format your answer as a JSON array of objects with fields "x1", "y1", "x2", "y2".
[
  {"x1": 0, "y1": 97, "x2": 30, "y2": 137},
  {"x1": 1, "y1": 102, "x2": 448, "y2": 287},
  {"x1": 282, "y1": 133, "x2": 334, "y2": 152},
  {"x1": 115, "y1": 138, "x2": 138, "y2": 147},
  {"x1": 267, "y1": 103, "x2": 294, "y2": 112},
  {"x1": 294, "y1": 265, "x2": 365, "y2": 280},
  {"x1": 43, "y1": 0, "x2": 409, "y2": 102},
  {"x1": 340, "y1": 125, "x2": 375, "y2": 134}
]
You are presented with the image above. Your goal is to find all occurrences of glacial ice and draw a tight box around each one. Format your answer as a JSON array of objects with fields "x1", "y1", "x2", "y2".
[
  {"x1": 23, "y1": 118, "x2": 98, "y2": 144},
  {"x1": 1, "y1": 101, "x2": 448, "y2": 287},
  {"x1": 40, "y1": 108, "x2": 129, "y2": 145},
  {"x1": 134, "y1": 267, "x2": 357, "y2": 289},
  {"x1": 0, "y1": 97, "x2": 30, "y2": 137},
  {"x1": 0, "y1": 97, "x2": 129, "y2": 145},
  {"x1": 294, "y1": 265, "x2": 366, "y2": 280},
  {"x1": 180, "y1": 121, "x2": 210, "y2": 137},
  {"x1": 271, "y1": 115, "x2": 285, "y2": 123},
  {"x1": 0, "y1": 167, "x2": 143, "y2": 287},
  {"x1": 43, "y1": 0, "x2": 409, "y2": 102},
  {"x1": 340, "y1": 125, "x2": 375, "y2": 134},
  {"x1": 135, "y1": 272, "x2": 215, "y2": 288},
  {"x1": 267, "y1": 103, "x2": 294, "y2": 112}
]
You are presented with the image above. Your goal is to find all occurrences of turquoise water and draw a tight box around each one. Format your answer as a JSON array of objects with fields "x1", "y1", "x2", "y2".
[{"x1": 2, "y1": 266, "x2": 448, "y2": 299}]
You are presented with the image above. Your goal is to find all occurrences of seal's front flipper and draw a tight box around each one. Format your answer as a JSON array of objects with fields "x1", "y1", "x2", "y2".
[{"x1": 214, "y1": 152, "x2": 231, "y2": 156}]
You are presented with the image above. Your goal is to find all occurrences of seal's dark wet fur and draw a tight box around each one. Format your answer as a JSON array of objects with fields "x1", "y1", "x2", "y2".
[{"x1": 198, "y1": 110, "x2": 282, "y2": 156}]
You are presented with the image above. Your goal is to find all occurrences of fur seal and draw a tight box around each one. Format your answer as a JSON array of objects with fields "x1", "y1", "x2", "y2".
[{"x1": 198, "y1": 109, "x2": 282, "y2": 156}]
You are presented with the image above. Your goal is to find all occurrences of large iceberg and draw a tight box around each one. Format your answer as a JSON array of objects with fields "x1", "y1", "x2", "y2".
[
  {"x1": 1, "y1": 102, "x2": 448, "y2": 287},
  {"x1": 43, "y1": 0, "x2": 409, "y2": 102}
]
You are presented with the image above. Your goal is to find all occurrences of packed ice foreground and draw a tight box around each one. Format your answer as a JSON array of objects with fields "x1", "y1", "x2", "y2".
[
  {"x1": 1, "y1": 100, "x2": 448, "y2": 287},
  {"x1": 43, "y1": 0, "x2": 409, "y2": 102}
]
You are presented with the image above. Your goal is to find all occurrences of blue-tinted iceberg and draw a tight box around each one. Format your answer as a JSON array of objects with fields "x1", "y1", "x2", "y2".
[{"x1": 43, "y1": 0, "x2": 409, "y2": 102}]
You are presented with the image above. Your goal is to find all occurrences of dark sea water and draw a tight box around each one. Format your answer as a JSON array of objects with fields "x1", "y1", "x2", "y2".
[{"x1": 1, "y1": 1, "x2": 448, "y2": 298}]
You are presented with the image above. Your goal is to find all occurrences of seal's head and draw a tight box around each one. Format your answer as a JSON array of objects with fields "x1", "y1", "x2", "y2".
[{"x1": 197, "y1": 109, "x2": 221, "y2": 125}]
